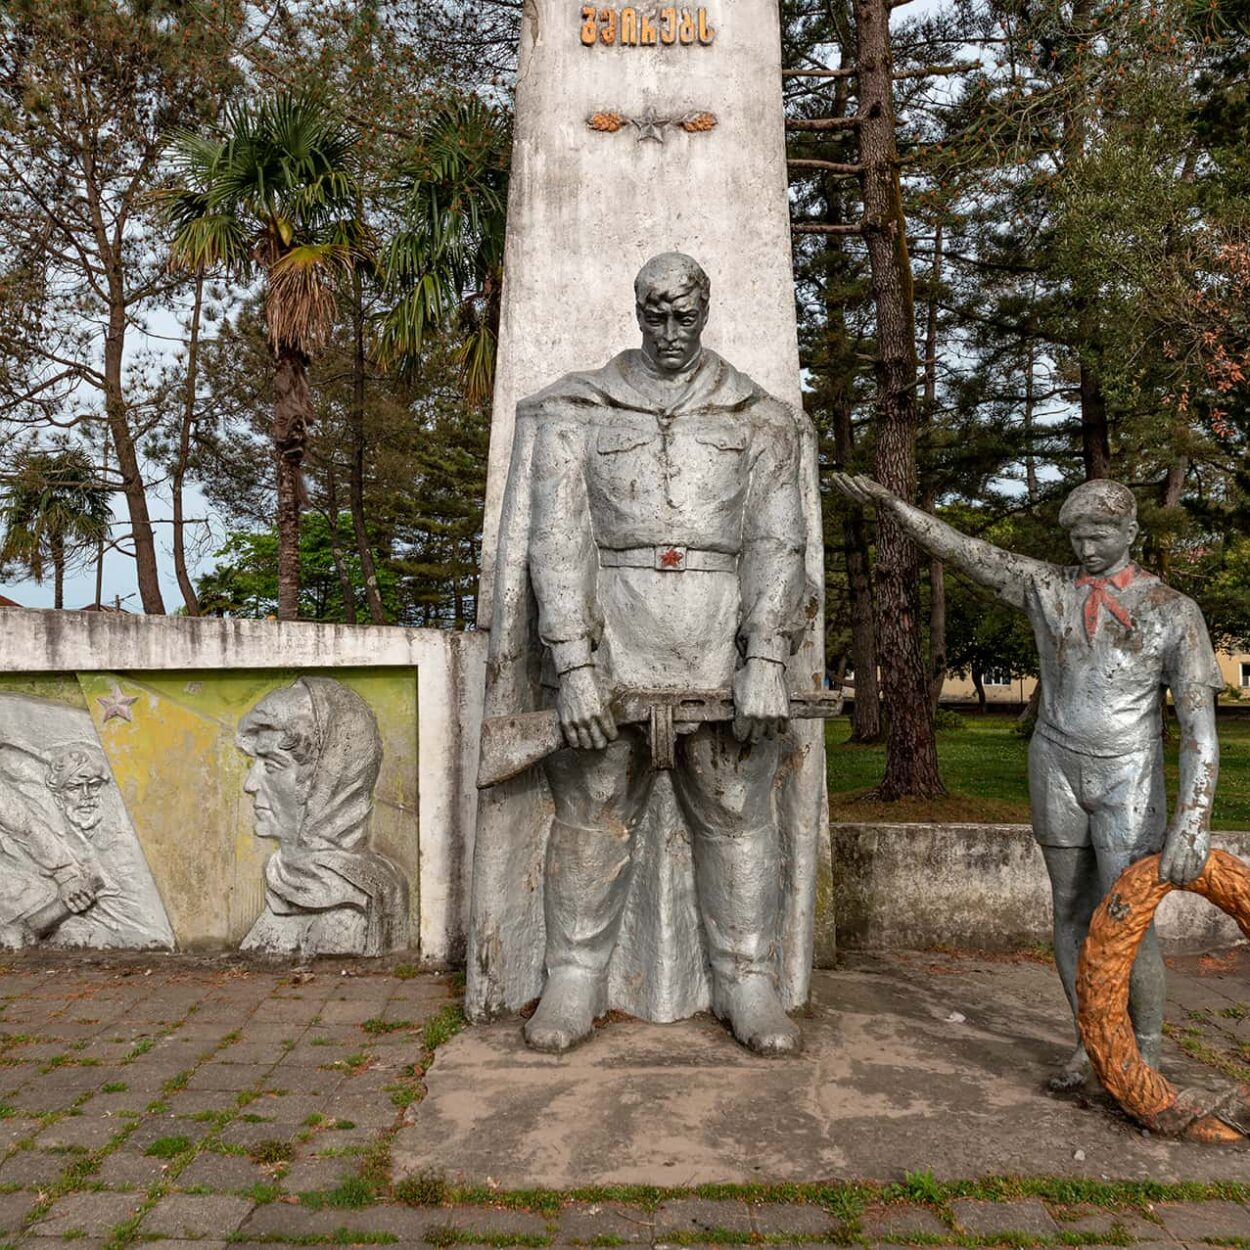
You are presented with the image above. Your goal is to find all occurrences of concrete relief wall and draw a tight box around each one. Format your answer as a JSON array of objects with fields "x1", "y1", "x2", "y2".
[
  {"x1": 0, "y1": 687, "x2": 173, "y2": 950},
  {"x1": 0, "y1": 613, "x2": 488, "y2": 963},
  {"x1": 0, "y1": 660, "x2": 422, "y2": 953}
]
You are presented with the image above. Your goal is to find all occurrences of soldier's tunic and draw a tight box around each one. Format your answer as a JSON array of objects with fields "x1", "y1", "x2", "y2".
[
  {"x1": 516, "y1": 346, "x2": 811, "y2": 997},
  {"x1": 526, "y1": 347, "x2": 806, "y2": 692},
  {"x1": 466, "y1": 344, "x2": 826, "y2": 1025}
]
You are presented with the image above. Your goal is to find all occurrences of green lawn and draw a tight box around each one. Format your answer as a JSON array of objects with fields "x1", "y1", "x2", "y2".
[{"x1": 826, "y1": 712, "x2": 1250, "y2": 831}]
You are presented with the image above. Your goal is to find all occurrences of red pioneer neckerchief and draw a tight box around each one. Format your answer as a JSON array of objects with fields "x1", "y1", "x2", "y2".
[{"x1": 1075, "y1": 564, "x2": 1137, "y2": 641}]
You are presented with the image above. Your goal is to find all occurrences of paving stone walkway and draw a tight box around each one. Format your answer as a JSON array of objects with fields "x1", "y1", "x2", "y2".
[{"x1": 0, "y1": 951, "x2": 1243, "y2": 1250}]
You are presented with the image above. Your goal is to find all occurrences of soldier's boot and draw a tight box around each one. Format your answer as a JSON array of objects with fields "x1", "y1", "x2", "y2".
[
  {"x1": 524, "y1": 819, "x2": 633, "y2": 1054},
  {"x1": 696, "y1": 824, "x2": 801, "y2": 1057}
]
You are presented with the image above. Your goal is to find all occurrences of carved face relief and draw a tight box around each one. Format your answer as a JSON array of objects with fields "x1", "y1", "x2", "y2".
[
  {"x1": 636, "y1": 288, "x2": 709, "y2": 374},
  {"x1": 46, "y1": 748, "x2": 110, "y2": 835},
  {"x1": 237, "y1": 687, "x2": 317, "y2": 844},
  {"x1": 1067, "y1": 516, "x2": 1138, "y2": 577}
]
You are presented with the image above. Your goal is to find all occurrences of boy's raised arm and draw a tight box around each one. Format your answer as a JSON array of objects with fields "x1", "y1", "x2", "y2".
[{"x1": 830, "y1": 473, "x2": 1048, "y2": 610}]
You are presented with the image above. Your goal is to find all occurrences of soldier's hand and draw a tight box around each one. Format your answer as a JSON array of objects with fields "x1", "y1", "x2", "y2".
[
  {"x1": 1159, "y1": 825, "x2": 1210, "y2": 885},
  {"x1": 830, "y1": 472, "x2": 893, "y2": 509},
  {"x1": 557, "y1": 667, "x2": 618, "y2": 751},
  {"x1": 733, "y1": 659, "x2": 791, "y2": 744}
]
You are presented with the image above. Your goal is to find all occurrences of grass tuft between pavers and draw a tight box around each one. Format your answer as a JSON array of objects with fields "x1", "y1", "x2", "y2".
[{"x1": 425, "y1": 1226, "x2": 551, "y2": 1248}]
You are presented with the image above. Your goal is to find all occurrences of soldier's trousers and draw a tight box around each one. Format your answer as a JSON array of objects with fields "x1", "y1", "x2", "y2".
[{"x1": 540, "y1": 723, "x2": 783, "y2": 989}]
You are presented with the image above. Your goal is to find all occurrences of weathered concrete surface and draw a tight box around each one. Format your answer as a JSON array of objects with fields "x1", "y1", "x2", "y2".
[
  {"x1": 395, "y1": 951, "x2": 1250, "y2": 1187},
  {"x1": 835, "y1": 823, "x2": 1250, "y2": 953},
  {"x1": 0, "y1": 611, "x2": 486, "y2": 963},
  {"x1": 480, "y1": 0, "x2": 801, "y2": 616}
]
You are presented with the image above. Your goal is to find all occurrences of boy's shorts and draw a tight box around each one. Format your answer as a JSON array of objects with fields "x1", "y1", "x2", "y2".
[{"x1": 1028, "y1": 729, "x2": 1166, "y2": 858}]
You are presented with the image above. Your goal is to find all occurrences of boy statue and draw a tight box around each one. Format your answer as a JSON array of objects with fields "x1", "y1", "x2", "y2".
[{"x1": 831, "y1": 473, "x2": 1223, "y2": 1089}]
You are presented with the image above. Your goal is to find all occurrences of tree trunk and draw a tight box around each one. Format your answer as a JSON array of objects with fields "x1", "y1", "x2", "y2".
[
  {"x1": 972, "y1": 666, "x2": 986, "y2": 714},
  {"x1": 1023, "y1": 335, "x2": 1039, "y2": 502},
  {"x1": 853, "y1": 0, "x2": 944, "y2": 798},
  {"x1": 833, "y1": 403, "x2": 882, "y2": 743},
  {"x1": 104, "y1": 304, "x2": 165, "y2": 614},
  {"x1": 1153, "y1": 455, "x2": 1189, "y2": 578},
  {"x1": 1061, "y1": 0, "x2": 1112, "y2": 485},
  {"x1": 273, "y1": 345, "x2": 312, "y2": 622},
  {"x1": 173, "y1": 271, "x2": 204, "y2": 616},
  {"x1": 349, "y1": 272, "x2": 386, "y2": 625},
  {"x1": 928, "y1": 559, "x2": 946, "y2": 714},
  {"x1": 325, "y1": 470, "x2": 357, "y2": 625},
  {"x1": 1079, "y1": 360, "x2": 1111, "y2": 480},
  {"x1": 95, "y1": 431, "x2": 108, "y2": 609},
  {"x1": 53, "y1": 534, "x2": 65, "y2": 611},
  {"x1": 922, "y1": 224, "x2": 946, "y2": 715},
  {"x1": 819, "y1": 32, "x2": 881, "y2": 744}
]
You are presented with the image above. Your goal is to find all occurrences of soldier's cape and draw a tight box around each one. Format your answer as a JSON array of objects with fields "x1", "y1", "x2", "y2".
[{"x1": 465, "y1": 349, "x2": 830, "y2": 1024}]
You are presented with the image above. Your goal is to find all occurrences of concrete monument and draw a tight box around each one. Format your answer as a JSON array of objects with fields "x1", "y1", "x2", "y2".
[
  {"x1": 831, "y1": 473, "x2": 1223, "y2": 1088},
  {"x1": 0, "y1": 693, "x2": 173, "y2": 949},
  {"x1": 469, "y1": 254, "x2": 829, "y2": 1055},
  {"x1": 237, "y1": 676, "x2": 408, "y2": 957}
]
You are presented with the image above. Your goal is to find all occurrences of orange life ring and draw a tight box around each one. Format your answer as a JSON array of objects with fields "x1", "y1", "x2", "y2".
[{"x1": 1076, "y1": 849, "x2": 1250, "y2": 1142}]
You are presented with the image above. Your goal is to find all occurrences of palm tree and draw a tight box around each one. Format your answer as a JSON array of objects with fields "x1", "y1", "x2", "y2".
[
  {"x1": 379, "y1": 95, "x2": 510, "y2": 404},
  {"x1": 1, "y1": 448, "x2": 111, "y2": 610},
  {"x1": 161, "y1": 92, "x2": 367, "y2": 621}
]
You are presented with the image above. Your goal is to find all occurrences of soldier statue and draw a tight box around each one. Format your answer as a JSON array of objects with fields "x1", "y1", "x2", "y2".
[
  {"x1": 467, "y1": 253, "x2": 826, "y2": 1055},
  {"x1": 832, "y1": 472, "x2": 1223, "y2": 1089}
]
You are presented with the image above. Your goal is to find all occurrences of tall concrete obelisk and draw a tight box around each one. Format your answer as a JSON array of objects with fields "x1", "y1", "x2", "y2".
[
  {"x1": 463, "y1": 0, "x2": 833, "y2": 1021},
  {"x1": 478, "y1": 0, "x2": 802, "y2": 608}
]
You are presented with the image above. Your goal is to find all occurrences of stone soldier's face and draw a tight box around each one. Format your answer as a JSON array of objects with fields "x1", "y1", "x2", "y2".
[
  {"x1": 53, "y1": 772, "x2": 108, "y2": 834},
  {"x1": 637, "y1": 289, "x2": 709, "y2": 373},
  {"x1": 1068, "y1": 516, "x2": 1137, "y2": 576}
]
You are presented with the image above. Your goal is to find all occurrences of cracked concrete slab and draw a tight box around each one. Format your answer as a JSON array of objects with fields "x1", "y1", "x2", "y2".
[{"x1": 393, "y1": 953, "x2": 1250, "y2": 1187}]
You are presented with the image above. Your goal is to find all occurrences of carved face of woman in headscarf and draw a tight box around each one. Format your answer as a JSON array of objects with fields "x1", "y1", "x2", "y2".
[
  {"x1": 237, "y1": 685, "x2": 319, "y2": 844},
  {"x1": 46, "y1": 746, "x2": 111, "y2": 836}
]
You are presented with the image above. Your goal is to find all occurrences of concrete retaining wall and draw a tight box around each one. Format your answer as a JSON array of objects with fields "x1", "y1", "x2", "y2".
[
  {"x1": 834, "y1": 822, "x2": 1250, "y2": 953},
  {"x1": 0, "y1": 611, "x2": 485, "y2": 962}
]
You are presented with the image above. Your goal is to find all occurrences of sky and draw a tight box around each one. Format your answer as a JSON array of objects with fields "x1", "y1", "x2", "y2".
[{"x1": 0, "y1": 0, "x2": 960, "y2": 614}]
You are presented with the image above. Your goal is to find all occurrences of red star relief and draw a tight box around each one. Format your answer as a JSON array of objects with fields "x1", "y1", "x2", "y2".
[{"x1": 659, "y1": 548, "x2": 684, "y2": 569}]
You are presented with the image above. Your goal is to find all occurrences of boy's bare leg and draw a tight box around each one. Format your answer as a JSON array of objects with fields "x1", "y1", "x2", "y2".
[{"x1": 1040, "y1": 844, "x2": 1102, "y2": 1090}]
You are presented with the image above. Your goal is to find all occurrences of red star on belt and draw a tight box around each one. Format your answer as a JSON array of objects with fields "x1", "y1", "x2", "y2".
[{"x1": 659, "y1": 547, "x2": 684, "y2": 568}]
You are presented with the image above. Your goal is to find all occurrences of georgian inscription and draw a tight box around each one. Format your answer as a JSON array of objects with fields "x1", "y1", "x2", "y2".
[{"x1": 580, "y1": 7, "x2": 715, "y2": 46}]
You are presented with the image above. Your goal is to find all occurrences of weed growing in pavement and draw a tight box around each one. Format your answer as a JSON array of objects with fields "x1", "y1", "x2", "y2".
[
  {"x1": 421, "y1": 1005, "x2": 466, "y2": 1053},
  {"x1": 362, "y1": 1019, "x2": 412, "y2": 1036},
  {"x1": 144, "y1": 1136, "x2": 194, "y2": 1159},
  {"x1": 895, "y1": 1171, "x2": 944, "y2": 1205},
  {"x1": 393, "y1": 1169, "x2": 449, "y2": 1207},
  {"x1": 100, "y1": 1083, "x2": 127, "y2": 1094},
  {"x1": 250, "y1": 1140, "x2": 295, "y2": 1165},
  {"x1": 302, "y1": 1176, "x2": 376, "y2": 1209},
  {"x1": 425, "y1": 1228, "x2": 550, "y2": 1248}
]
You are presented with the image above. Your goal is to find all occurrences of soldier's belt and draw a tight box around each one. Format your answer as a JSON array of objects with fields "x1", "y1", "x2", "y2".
[{"x1": 599, "y1": 545, "x2": 737, "y2": 572}]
